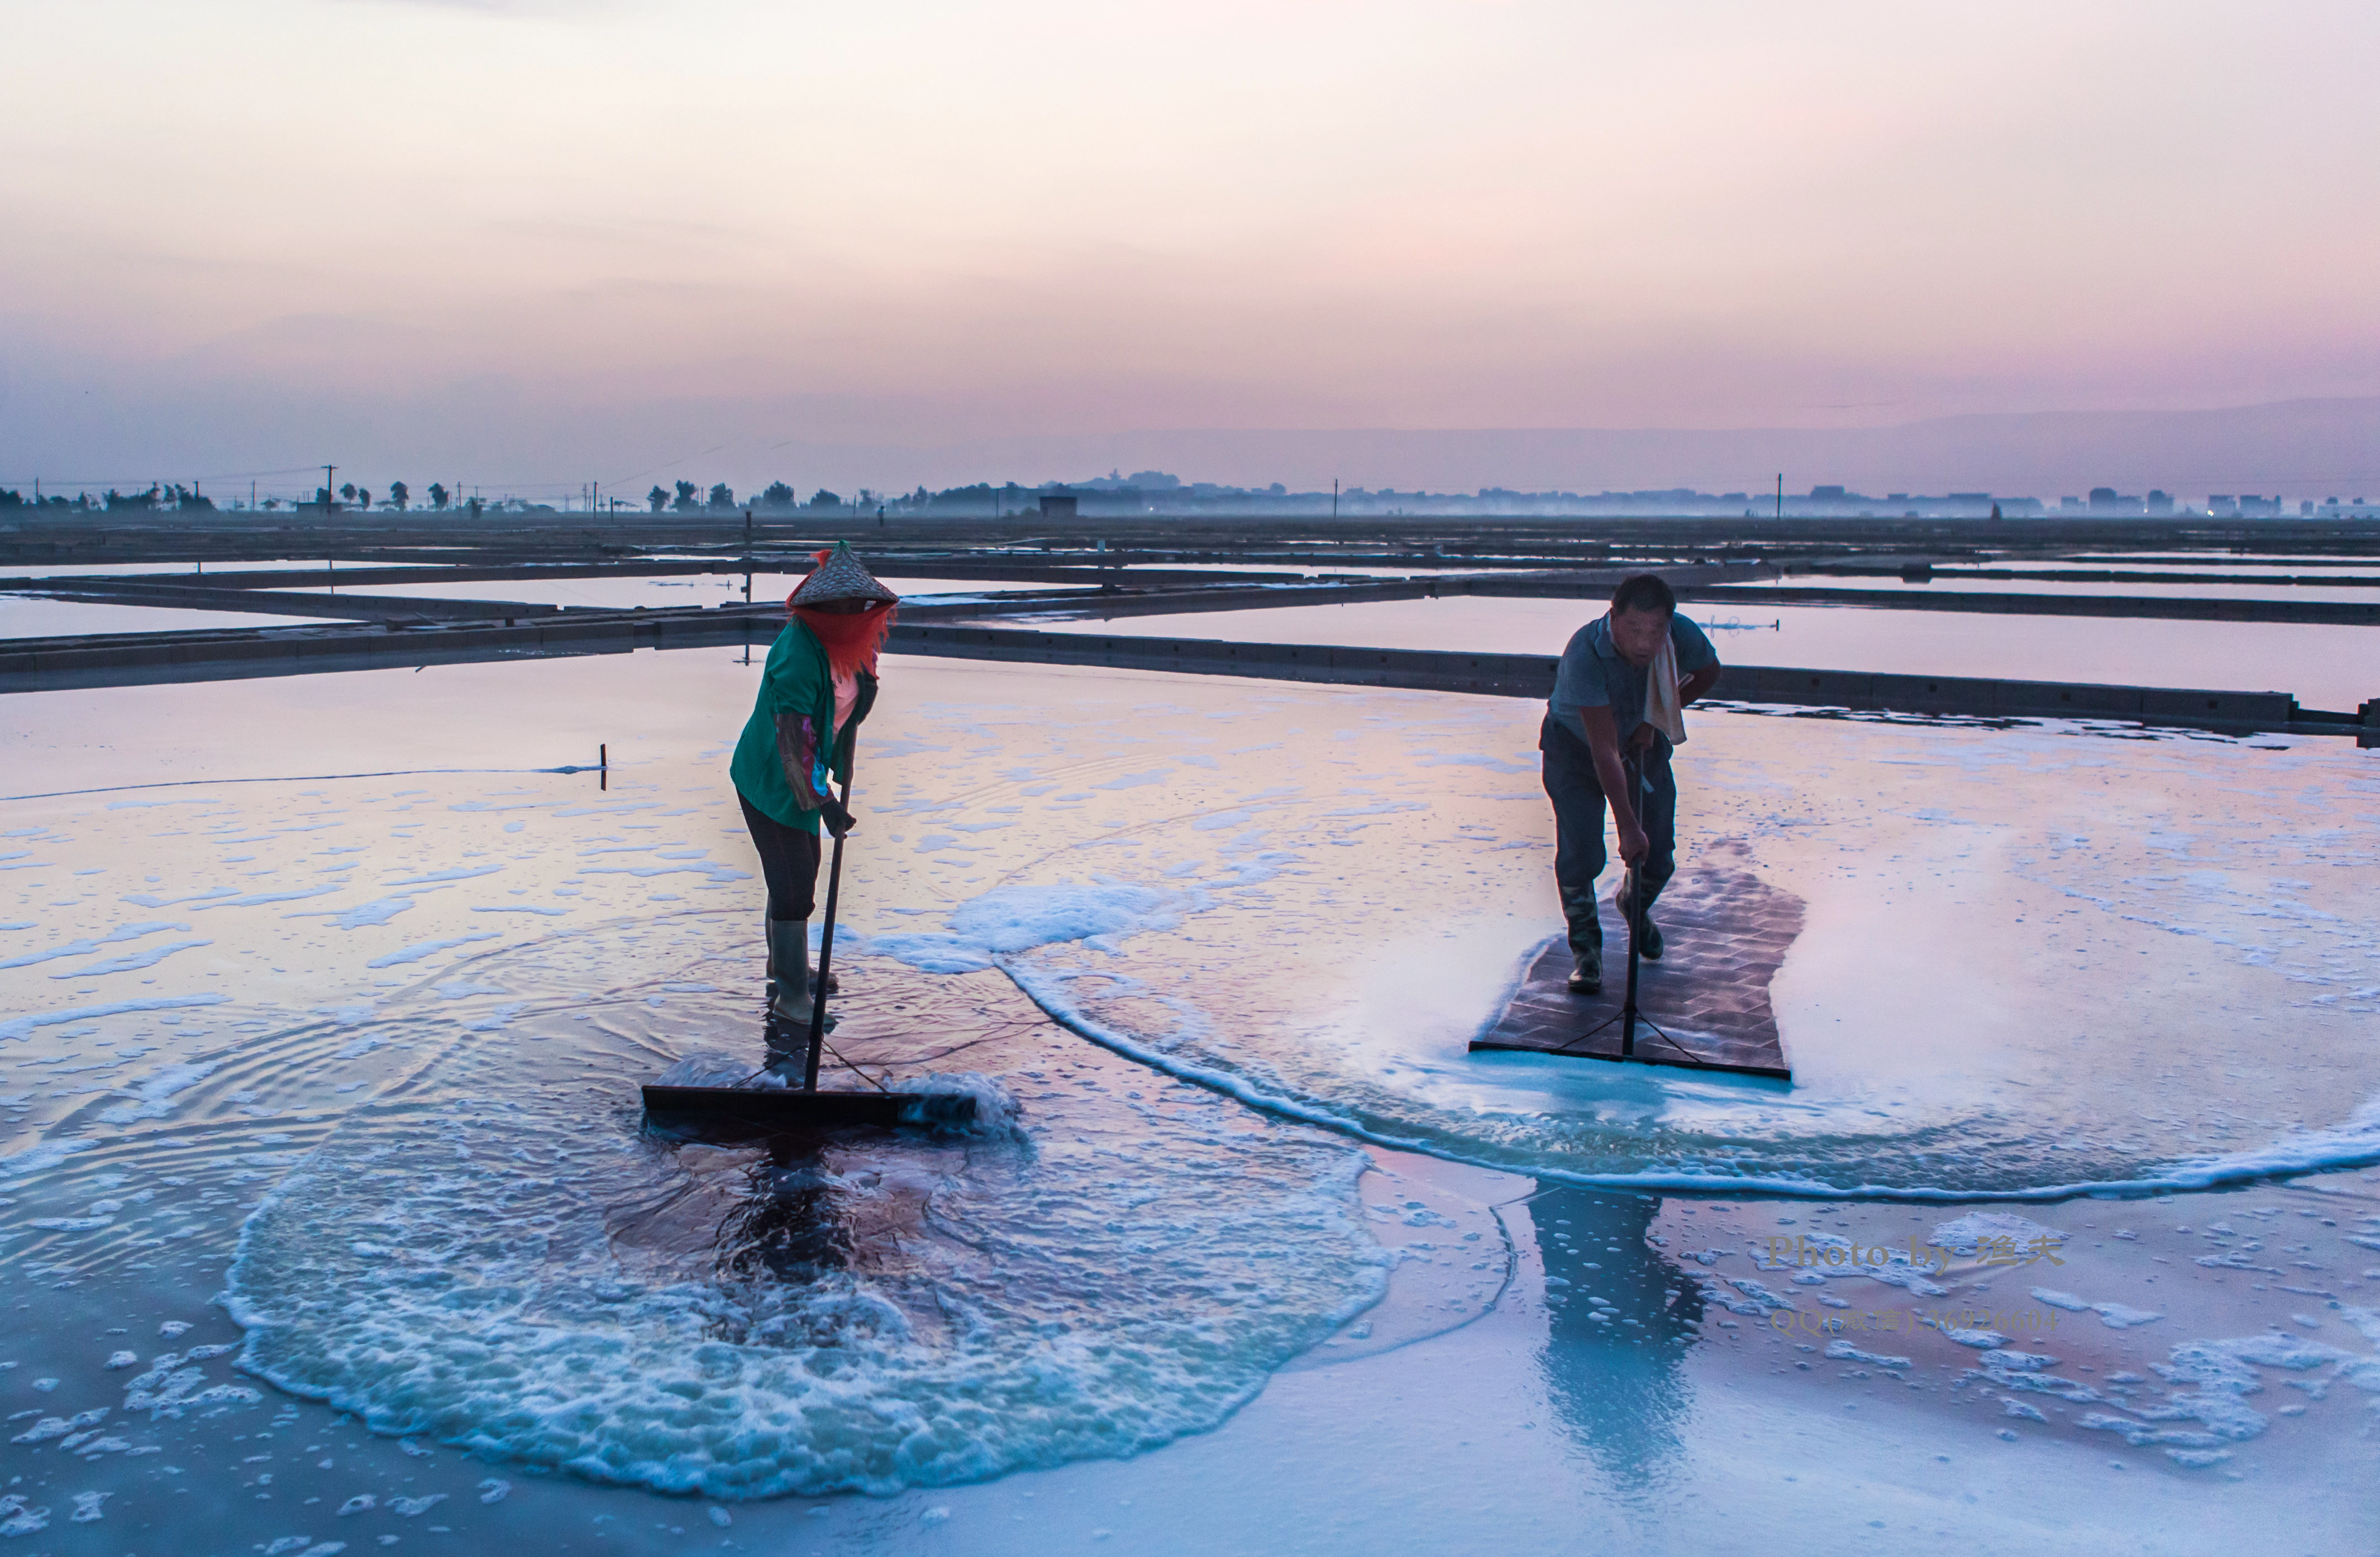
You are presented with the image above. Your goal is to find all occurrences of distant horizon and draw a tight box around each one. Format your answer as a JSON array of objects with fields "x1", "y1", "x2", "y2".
[{"x1": 11, "y1": 393, "x2": 2380, "y2": 514}]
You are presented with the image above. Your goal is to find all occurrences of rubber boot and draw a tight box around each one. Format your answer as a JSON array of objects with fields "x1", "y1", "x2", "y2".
[
  {"x1": 764, "y1": 919, "x2": 831, "y2": 1074},
  {"x1": 767, "y1": 919, "x2": 814, "y2": 1022},
  {"x1": 770, "y1": 910, "x2": 836, "y2": 997},
  {"x1": 1566, "y1": 903, "x2": 1603, "y2": 994},
  {"x1": 763, "y1": 910, "x2": 779, "y2": 1007},
  {"x1": 1620, "y1": 867, "x2": 1663, "y2": 961}
]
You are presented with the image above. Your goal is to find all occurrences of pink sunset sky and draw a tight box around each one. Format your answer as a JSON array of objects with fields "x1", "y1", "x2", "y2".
[{"x1": 3, "y1": 0, "x2": 2377, "y2": 500}]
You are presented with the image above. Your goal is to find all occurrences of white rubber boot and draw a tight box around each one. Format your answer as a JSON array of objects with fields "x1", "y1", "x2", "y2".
[{"x1": 767, "y1": 918, "x2": 816, "y2": 1026}]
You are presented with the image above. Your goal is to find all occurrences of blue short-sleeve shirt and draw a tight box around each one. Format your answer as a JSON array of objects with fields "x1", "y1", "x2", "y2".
[{"x1": 1548, "y1": 613, "x2": 1720, "y2": 745}]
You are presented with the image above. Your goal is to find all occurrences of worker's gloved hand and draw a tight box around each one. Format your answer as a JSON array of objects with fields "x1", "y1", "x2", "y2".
[
  {"x1": 818, "y1": 796, "x2": 857, "y2": 839},
  {"x1": 1617, "y1": 821, "x2": 1650, "y2": 865}
]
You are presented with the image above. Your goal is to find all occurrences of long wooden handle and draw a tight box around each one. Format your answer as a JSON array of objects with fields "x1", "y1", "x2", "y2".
[{"x1": 802, "y1": 743, "x2": 855, "y2": 1093}]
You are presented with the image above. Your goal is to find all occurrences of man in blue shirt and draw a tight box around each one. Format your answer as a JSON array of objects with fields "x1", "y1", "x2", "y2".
[{"x1": 1540, "y1": 574, "x2": 1722, "y2": 994}]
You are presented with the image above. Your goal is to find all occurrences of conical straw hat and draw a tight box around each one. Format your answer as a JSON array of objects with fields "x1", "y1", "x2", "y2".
[{"x1": 788, "y1": 541, "x2": 899, "y2": 606}]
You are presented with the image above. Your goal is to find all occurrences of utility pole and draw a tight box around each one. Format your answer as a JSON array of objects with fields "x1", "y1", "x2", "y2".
[
  {"x1": 1775, "y1": 474, "x2": 1782, "y2": 521},
  {"x1": 323, "y1": 465, "x2": 337, "y2": 513},
  {"x1": 1333, "y1": 477, "x2": 1339, "y2": 518}
]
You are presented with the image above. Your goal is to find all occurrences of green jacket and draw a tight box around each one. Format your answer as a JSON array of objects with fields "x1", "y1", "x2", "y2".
[{"x1": 728, "y1": 619, "x2": 878, "y2": 832}]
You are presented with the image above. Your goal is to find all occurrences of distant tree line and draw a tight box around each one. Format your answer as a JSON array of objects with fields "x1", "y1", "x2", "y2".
[
  {"x1": 642, "y1": 480, "x2": 881, "y2": 514},
  {"x1": 0, "y1": 480, "x2": 475, "y2": 515},
  {"x1": 0, "y1": 483, "x2": 225, "y2": 512},
  {"x1": 0, "y1": 489, "x2": 94, "y2": 512}
]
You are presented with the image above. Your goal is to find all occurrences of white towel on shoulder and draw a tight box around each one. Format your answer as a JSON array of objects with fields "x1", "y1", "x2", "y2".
[{"x1": 1644, "y1": 629, "x2": 1687, "y2": 743}]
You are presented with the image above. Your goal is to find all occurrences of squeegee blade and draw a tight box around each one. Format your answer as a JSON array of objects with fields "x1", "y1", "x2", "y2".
[{"x1": 640, "y1": 1085, "x2": 976, "y2": 1133}]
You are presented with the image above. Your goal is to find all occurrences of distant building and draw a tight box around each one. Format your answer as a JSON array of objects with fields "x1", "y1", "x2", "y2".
[
  {"x1": 1809, "y1": 485, "x2": 1847, "y2": 500},
  {"x1": 1038, "y1": 494, "x2": 1079, "y2": 519},
  {"x1": 2145, "y1": 490, "x2": 2173, "y2": 515}
]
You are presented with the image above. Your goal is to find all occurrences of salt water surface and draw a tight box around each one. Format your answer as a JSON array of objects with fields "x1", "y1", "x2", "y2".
[
  {"x1": 1016, "y1": 596, "x2": 2380, "y2": 710},
  {"x1": 0, "y1": 560, "x2": 446, "y2": 580},
  {"x1": 0, "y1": 596, "x2": 359, "y2": 638},
  {"x1": 261, "y1": 575, "x2": 1086, "y2": 610},
  {"x1": 2, "y1": 647, "x2": 2376, "y2": 1553},
  {"x1": 1710, "y1": 573, "x2": 2380, "y2": 603}
]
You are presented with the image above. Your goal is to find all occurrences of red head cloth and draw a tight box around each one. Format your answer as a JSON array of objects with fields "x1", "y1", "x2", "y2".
[{"x1": 790, "y1": 596, "x2": 896, "y2": 678}]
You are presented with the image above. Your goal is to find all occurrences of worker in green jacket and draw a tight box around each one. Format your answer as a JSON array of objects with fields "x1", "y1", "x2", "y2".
[{"x1": 727, "y1": 542, "x2": 898, "y2": 1059}]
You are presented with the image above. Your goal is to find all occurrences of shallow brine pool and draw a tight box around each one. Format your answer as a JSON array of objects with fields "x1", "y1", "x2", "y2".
[
  {"x1": 260, "y1": 575, "x2": 1087, "y2": 610},
  {"x1": 2, "y1": 646, "x2": 2375, "y2": 1552},
  {"x1": 1015, "y1": 595, "x2": 2380, "y2": 710}
]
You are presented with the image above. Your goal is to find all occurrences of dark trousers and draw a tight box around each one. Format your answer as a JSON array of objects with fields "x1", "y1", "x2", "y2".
[
  {"x1": 1538, "y1": 714, "x2": 1677, "y2": 967},
  {"x1": 738, "y1": 792, "x2": 821, "y2": 922}
]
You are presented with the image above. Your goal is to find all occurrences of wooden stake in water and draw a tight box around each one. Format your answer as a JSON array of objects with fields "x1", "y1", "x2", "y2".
[{"x1": 599, "y1": 743, "x2": 607, "y2": 792}]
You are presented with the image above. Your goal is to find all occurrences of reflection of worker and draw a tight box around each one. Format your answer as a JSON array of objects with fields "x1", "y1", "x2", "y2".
[
  {"x1": 1528, "y1": 1185, "x2": 1705, "y2": 1485},
  {"x1": 728, "y1": 543, "x2": 898, "y2": 1056},
  {"x1": 1539, "y1": 575, "x2": 1721, "y2": 994}
]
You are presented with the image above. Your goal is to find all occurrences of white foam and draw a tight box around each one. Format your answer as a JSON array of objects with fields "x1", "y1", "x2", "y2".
[
  {"x1": 54, "y1": 938, "x2": 211, "y2": 978},
  {"x1": 0, "y1": 994, "x2": 226, "y2": 1046},
  {"x1": 227, "y1": 1076, "x2": 1382, "y2": 1497},
  {"x1": 2028, "y1": 1286, "x2": 2163, "y2": 1328},
  {"x1": 1821, "y1": 1340, "x2": 1910, "y2": 1368},
  {"x1": 367, "y1": 933, "x2": 499, "y2": 968},
  {"x1": 193, "y1": 886, "x2": 341, "y2": 909},
  {"x1": 876, "y1": 859, "x2": 2380, "y2": 1203},
  {"x1": 97, "y1": 1060, "x2": 225, "y2": 1124},
  {"x1": 383, "y1": 866, "x2": 503, "y2": 886},
  {"x1": 0, "y1": 1494, "x2": 51, "y2": 1536},
  {"x1": 0, "y1": 1139, "x2": 98, "y2": 1183},
  {"x1": 859, "y1": 881, "x2": 1197, "y2": 975},
  {"x1": 290, "y1": 897, "x2": 419, "y2": 930},
  {"x1": 654, "y1": 1050, "x2": 760, "y2": 1089},
  {"x1": 0, "y1": 920, "x2": 189, "y2": 971},
  {"x1": 890, "y1": 1072, "x2": 1024, "y2": 1137},
  {"x1": 2093, "y1": 1303, "x2": 2166, "y2": 1329},
  {"x1": 1928, "y1": 1212, "x2": 2061, "y2": 1253}
]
